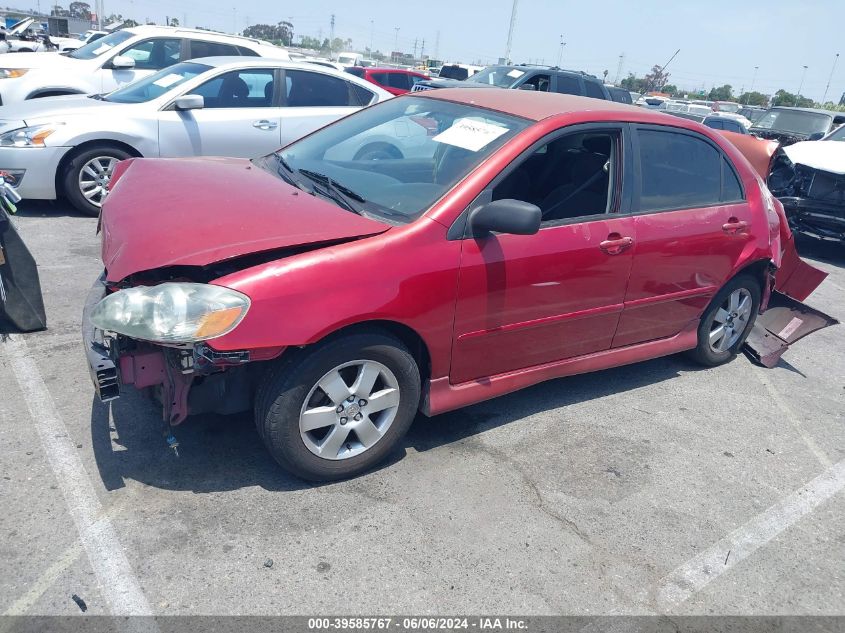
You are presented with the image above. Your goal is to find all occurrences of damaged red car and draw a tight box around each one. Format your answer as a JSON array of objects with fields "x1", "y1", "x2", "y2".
[{"x1": 84, "y1": 90, "x2": 837, "y2": 481}]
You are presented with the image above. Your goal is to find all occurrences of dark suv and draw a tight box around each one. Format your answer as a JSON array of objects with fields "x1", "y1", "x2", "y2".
[{"x1": 411, "y1": 64, "x2": 612, "y2": 100}]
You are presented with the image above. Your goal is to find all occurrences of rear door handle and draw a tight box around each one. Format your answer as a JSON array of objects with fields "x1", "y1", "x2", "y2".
[
  {"x1": 722, "y1": 218, "x2": 749, "y2": 234},
  {"x1": 599, "y1": 234, "x2": 634, "y2": 255},
  {"x1": 252, "y1": 120, "x2": 278, "y2": 130}
]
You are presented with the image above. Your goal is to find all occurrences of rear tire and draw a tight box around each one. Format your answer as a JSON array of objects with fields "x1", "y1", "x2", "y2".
[
  {"x1": 62, "y1": 145, "x2": 132, "y2": 217},
  {"x1": 255, "y1": 332, "x2": 421, "y2": 481},
  {"x1": 688, "y1": 274, "x2": 761, "y2": 367}
]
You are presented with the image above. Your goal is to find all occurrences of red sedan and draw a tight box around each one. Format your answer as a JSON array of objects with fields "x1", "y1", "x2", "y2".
[
  {"x1": 85, "y1": 90, "x2": 835, "y2": 481},
  {"x1": 345, "y1": 66, "x2": 430, "y2": 95}
]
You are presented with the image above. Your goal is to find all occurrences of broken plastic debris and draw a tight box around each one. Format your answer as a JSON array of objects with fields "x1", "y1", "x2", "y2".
[
  {"x1": 263, "y1": 558, "x2": 273, "y2": 568},
  {"x1": 71, "y1": 594, "x2": 87, "y2": 612}
]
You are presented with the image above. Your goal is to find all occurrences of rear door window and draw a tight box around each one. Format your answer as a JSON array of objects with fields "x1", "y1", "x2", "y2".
[
  {"x1": 554, "y1": 75, "x2": 582, "y2": 96},
  {"x1": 188, "y1": 40, "x2": 239, "y2": 59},
  {"x1": 584, "y1": 80, "x2": 605, "y2": 99},
  {"x1": 284, "y1": 70, "x2": 369, "y2": 106},
  {"x1": 386, "y1": 72, "x2": 412, "y2": 91},
  {"x1": 637, "y1": 129, "x2": 722, "y2": 212}
]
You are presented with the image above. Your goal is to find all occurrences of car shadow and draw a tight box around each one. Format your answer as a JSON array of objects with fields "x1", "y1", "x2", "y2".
[
  {"x1": 92, "y1": 353, "x2": 699, "y2": 493},
  {"x1": 12, "y1": 200, "x2": 84, "y2": 218},
  {"x1": 795, "y1": 234, "x2": 845, "y2": 268}
]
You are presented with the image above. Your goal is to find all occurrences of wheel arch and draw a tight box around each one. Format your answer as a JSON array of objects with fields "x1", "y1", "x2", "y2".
[{"x1": 55, "y1": 139, "x2": 143, "y2": 199}]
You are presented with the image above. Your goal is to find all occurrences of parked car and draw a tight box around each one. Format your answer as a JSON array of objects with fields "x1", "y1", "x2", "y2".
[
  {"x1": 0, "y1": 57, "x2": 390, "y2": 215},
  {"x1": 413, "y1": 65, "x2": 612, "y2": 100},
  {"x1": 738, "y1": 106, "x2": 767, "y2": 124},
  {"x1": 750, "y1": 106, "x2": 845, "y2": 145},
  {"x1": 637, "y1": 95, "x2": 669, "y2": 109},
  {"x1": 436, "y1": 63, "x2": 483, "y2": 80},
  {"x1": 766, "y1": 123, "x2": 845, "y2": 242},
  {"x1": 0, "y1": 25, "x2": 288, "y2": 104},
  {"x1": 606, "y1": 85, "x2": 633, "y2": 104},
  {"x1": 83, "y1": 90, "x2": 833, "y2": 481},
  {"x1": 345, "y1": 66, "x2": 429, "y2": 95},
  {"x1": 703, "y1": 114, "x2": 749, "y2": 134},
  {"x1": 712, "y1": 101, "x2": 742, "y2": 114},
  {"x1": 336, "y1": 51, "x2": 363, "y2": 67}
]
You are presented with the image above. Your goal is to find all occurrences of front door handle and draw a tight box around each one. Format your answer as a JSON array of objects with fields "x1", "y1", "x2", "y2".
[
  {"x1": 599, "y1": 234, "x2": 634, "y2": 255},
  {"x1": 722, "y1": 218, "x2": 749, "y2": 234},
  {"x1": 252, "y1": 119, "x2": 278, "y2": 130}
]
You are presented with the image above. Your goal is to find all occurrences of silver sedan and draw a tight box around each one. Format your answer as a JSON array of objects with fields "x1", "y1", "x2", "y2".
[{"x1": 0, "y1": 57, "x2": 392, "y2": 215}]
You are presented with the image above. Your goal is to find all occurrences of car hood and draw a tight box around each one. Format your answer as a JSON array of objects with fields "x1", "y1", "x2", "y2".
[
  {"x1": 101, "y1": 157, "x2": 392, "y2": 283},
  {"x1": 0, "y1": 51, "x2": 84, "y2": 70},
  {"x1": 0, "y1": 94, "x2": 122, "y2": 127},
  {"x1": 782, "y1": 141, "x2": 845, "y2": 175}
]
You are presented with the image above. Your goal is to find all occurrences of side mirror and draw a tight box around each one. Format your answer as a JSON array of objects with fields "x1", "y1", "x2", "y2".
[
  {"x1": 110, "y1": 55, "x2": 135, "y2": 69},
  {"x1": 468, "y1": 199, "x2": 541, "y2": 237},
  {"x1": 173, "y1": 95, "x2": 204, "y2": 111},
  {"x1": 808, "y1": 132, "x2": 825, "y2": 141},
  {"x1": 518, "y1": 83, "x2": 536, "y2": 91}
]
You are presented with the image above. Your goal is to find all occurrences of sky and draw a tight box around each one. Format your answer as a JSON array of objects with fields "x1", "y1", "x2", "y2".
[{"x1": 25, "y1": 0, "x2": 845, "y2": 102}]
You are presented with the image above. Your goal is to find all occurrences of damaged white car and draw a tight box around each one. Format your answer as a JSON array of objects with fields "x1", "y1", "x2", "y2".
[{"x1": 767, "y1": 125, "x2": 845, "y2": 243}]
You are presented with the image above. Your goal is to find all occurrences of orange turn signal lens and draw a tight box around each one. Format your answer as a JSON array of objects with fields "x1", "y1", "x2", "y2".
[{"x1": 195, "y1": 306, "x2": 245, "y2": 339}]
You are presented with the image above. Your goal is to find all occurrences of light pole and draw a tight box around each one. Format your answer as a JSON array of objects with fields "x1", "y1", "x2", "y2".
[
  {"x1": 232, "y1": 7, "x2": 237, "y2": 35},
  {"x1": 822, "y1": 53, "x2": 840, "y2": 104},
  {"x1": 393, "y1": 27, "x2": 399, "y2": 62},
  {"x1": 370, "y1": 19, "x2": 374, "y2": 54},
  {"x1": 557, "y1": 35, "x2": 566, "y2": 67},
  {"x1": 797, "y1": 64, "x2": 808, "y2": 100},
  {"x1": 749, "y1": 66, "x2": 758, "y2": 96}
]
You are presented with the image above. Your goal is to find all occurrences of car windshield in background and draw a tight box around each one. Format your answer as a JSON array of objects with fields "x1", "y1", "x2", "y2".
[
  {"x1": 466, "y1": 66, "x2": 524, "y2": 88},
  {"x1": 716, "y1": 103, "x2": 741, "y2": 113},
  {"x1": 104, "y1": 62, "x2": 211, "y2": 103},
  {"x1": 752, "y1": 110, "x2": 832, "y2": 136},
  {"x1": 68, "y1": 29, "x2": 134, "y2": 60},
  {"x1": 272, "y1": 96, "x2": 529, "y2": 223},
  {"x1": 825, "y1": 125, "x2": 845, "y2": 141}
]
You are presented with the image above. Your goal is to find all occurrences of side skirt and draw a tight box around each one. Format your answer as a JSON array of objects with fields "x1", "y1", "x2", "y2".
[{"x1": 422, "y1": 321, "x2": 699, "y2": 416}]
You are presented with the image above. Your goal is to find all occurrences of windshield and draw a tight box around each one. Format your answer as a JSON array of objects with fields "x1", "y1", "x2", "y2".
[
  {"x1": 104, "y1": 62, "x2": 210, "y2": 103},
  {"x1": 272, "y1": 96, "x2": 530, "y2": 223},
  {"x1": 751, "y1": 109, "x2": 832, "y2": 136},
  {"x1": 69, "y1": 29, "x2": 133, "y2": 60},
  {"x1": 825, "y1": 125, "x2": 845, "y2": 141},
  {"x1": 467, "y1": 66, "x2": 524, "y2": 88}
]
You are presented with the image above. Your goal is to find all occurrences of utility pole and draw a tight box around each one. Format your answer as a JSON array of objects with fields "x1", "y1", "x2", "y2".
[
  {"x1": 797, "y1": 64, "x2": 808, "y2": 99},
  {"x1": 614, "y1": 53, "x2": 625, "y2": 84},
  {"x1": 420, "y1": 38, "x2": 425, "y2": 61},
  {"x1": 393, "y1": 26, "x2": 399, "y2": 61},
  {"x1": 369, "y1": 19, "x2": 374, "y2": 53},
  {"x1": 556, "y1": 35, "x2": 565, "y2": 67},
  {"x1": 504, "y1": 0, "x2": 518, "y2": 64},
  {"x1": 232, "y1": 7, "x2": 237, "y2": 34},
  {"x1": 822, "y1": 53, "x2": 840, "y2": 104},
  {"x1": 330, "y1": 14, "x2": 335, "y2": 51},
  {"x1": 413, "y1": 38, "x2": 418, "y2": 59}
]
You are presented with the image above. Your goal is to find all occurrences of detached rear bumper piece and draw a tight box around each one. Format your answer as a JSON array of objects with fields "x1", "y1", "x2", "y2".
[
  {"x1": 745, "y1": 291, "x2": 838, "y2": 368},
  {"x1": 82, "y1": 273, "x2": 120, "y2": 401},
  {"x1": 779, "y1": 196, "x2": 845, "y2": 243}
]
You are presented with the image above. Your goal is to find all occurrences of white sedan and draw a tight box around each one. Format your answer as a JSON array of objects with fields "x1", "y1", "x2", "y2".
[{"x1": 0, "y1": 57, "x2": 392, "y2": 215}]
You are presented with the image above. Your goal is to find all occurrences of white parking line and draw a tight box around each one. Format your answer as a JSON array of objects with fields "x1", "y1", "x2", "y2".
[
  {"x1": 655, "y1": 458, "x2": 845, "y2": 612},
  {"x1": 0, "y1": 334, "x2": 154, "y2": 616}
]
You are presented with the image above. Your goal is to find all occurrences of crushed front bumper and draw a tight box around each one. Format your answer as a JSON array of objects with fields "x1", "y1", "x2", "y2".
[
  {"x1": 82, "y1": 273, "x2": 120, "y2": 401},
  {"x1": 779, "y1": 196, "x2": 845, "y2": 243}
]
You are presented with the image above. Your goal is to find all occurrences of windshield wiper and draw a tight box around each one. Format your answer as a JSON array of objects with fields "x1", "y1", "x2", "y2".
[
  {"x1": 274, "y1": 154, "x2": 313, "y2": 193},
  {"x1": 298, "y1": 169, "x2": 367, "y2": 203}
]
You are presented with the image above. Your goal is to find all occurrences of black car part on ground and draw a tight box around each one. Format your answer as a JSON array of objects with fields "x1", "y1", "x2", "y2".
[
  {"x1": 768, "y1": 152, "x2": 845, "y2": 242},
  {"x1": 0, "y1": 193, "x2": 47, "y2": 332}
]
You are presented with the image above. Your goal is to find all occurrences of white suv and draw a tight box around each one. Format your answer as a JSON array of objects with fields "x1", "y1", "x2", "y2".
[{"x1": 0, "y1": 25, "x2": 289, "y2": 104}]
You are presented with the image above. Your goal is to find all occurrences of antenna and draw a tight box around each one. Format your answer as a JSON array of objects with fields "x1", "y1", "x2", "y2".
[{"x1": 504, "y1": 0, "x2": 518, "y2": 64}]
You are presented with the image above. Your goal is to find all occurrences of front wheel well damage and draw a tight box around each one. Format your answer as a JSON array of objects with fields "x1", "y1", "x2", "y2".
[{"x1": 55, "y1": 140, "x2": 142, "y2": 199}]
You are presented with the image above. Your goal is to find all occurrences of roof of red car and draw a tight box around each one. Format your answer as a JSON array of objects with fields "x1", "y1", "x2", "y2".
[{"x1": 416, "y1": 88, "x2": 643, "y2": 122}]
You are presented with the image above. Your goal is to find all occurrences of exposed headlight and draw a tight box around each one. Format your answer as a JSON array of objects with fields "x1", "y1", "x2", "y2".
[
  {"x1": 0, "y1": 123, "x2": 63, "y2": 147},
  {"x1": 90, "y1": 283, "x2": 250, "y2": 344},
  {"x1": 0, "y1": 69, "x2": 29, "y2": 79}
]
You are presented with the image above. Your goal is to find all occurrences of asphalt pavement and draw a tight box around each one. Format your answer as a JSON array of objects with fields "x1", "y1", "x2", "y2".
[{"x1": 1, "y1": 200, "x2": 843, "y2": 617}]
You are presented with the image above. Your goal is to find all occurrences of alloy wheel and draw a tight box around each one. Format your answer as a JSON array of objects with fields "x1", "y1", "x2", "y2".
[
  {"x1": 78, "y1": 156, "x2": 118, "y2": 208},
  {"x1": 708, "y1": 288, "x2": 753, "y2": 353},
  {"x1": 299, "y1": 360, "x2": 401, "y2": 460}
]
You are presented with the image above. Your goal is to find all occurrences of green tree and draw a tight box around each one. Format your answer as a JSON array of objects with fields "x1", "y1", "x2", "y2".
[
  {"x1": 708, "y1": 84, "x2": 734, "y2": 101},
  {"x1": 738, "y1": 91, "x2": 768, "y2": 106},
  {"x1": 168, "y1": 17, "x2": 178, "y2": 27},
  {"x1": 243, "y1": 21, "x2": 293, "y2": 45},
  {"x1": 643, "y1": 64, "x2": 670, "y2": 92},
  {"x1": 68, "y1": 1, "x2": 91, "y2": 19},
  {"x1": 771, "y1": 89, "x2": 813, "y2": 108},
  {"x1": 662, "y1": 84, "x2": 678, "y2": 95},
  {"x1": 620, "y1": 72, "x2": 647, "y2": 94}
]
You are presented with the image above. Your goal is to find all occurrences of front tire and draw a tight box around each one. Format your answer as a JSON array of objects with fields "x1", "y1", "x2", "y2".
[
  {"x1": 255, "y1": 332, "x2": 421, "y2": 481},
  {"x1": 62, "y1": 145, "x2": 132, "y2": 216},
  {"x1": 688, "y1": 274, "x2": 761, "y2": 367}
]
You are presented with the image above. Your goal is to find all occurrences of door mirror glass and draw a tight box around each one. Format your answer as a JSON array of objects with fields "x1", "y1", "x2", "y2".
[
  {"x1": 111, "y1": 55, "x2": 135, "y2": 69},
  {"x1": 469, "y1": 199, "x2": 541, "y2": 237},
  {"x1": 173, "y1": 94, "x2": 204, "y2": 110}
]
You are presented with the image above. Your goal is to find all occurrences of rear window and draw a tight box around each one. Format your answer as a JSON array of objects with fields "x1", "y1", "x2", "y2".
[
  {"x1": 236, "y1": 46, "x2": 260, "y2": 57},
  {"x1": 439, "y1": 65, "x2": 468, "y2": 80},
  {"x1": 345, "y1": 67, "x2": 365, "y2": 78},
  {"x1": 188, "y1": 40, "x2": 239, "y2": 59}
]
